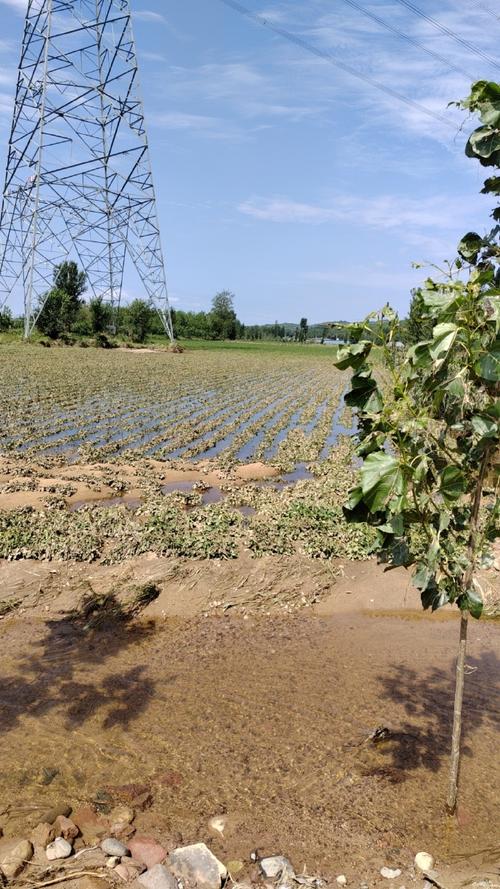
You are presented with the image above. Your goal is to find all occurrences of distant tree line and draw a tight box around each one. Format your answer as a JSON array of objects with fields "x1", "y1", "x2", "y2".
[{"x1": 0, "y1": 259, "x2": 435, "y2": 347}]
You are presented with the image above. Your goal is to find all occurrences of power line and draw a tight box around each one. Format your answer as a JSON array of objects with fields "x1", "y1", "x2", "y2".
[
  {"x1": 216, "y1": 0, "x2": 458, "y2": 131},
  {"x1": 475, "y1": 2, "x2": 500, "y2": 22},
  {"x1": 392, "y1": 0, "x2": 500, "y2": 73},
  {"x1": 339, "y1": 0, "x2": 476, "y2": 81}
]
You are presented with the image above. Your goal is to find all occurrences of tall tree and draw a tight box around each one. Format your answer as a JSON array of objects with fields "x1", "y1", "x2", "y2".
[
  {"x1": 125, "y1": 299, "x2": 154, "y2": 343},
  {"x1": 210, "y1": 290, "x2": 238, "y2": 340},
  {"x1": 89, "y1": 296, "x2": 112, "y2": 334},
  {"x1": 297, "y1": 317, "x2": 308, "y2": 343},
  {"x1": 37, "y1": 260, "x2": 87, "y2": 338}
]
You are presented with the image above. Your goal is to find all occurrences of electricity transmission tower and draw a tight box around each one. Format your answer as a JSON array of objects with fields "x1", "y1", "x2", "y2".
[{"x1": 0, "y1": 0, "x2": 173, "y2": 339}]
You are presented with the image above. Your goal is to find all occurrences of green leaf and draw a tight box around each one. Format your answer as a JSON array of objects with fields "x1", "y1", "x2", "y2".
[
  {"x1": 439, "y1": 466, "x2": 467, "y2": 504},
  {"x1": 421, "y1": 584, "x2": 449, "y2": 612},
  {"x1": 360, "y1": 452, "x2": 404, "y2": 513},
  {"x1": 429, "y1": 323, "x2": 458, "y2": 367},
  {"x1": 458, "y1": 588, "x2": 483, "y2": 620},
  {"x1": 466, "y1": 125, "x2": 500, "y2": 166},
  {"x1": 334, "y1": 342, "x2": 372, "y2": 371},
  {"x1": 445, "y1": 377, "x2": 465, "y2": 398},
  {"x1": 458, "y1": 232, "x2": 483, "y2": 263},
  {"x1": 474, "y1": 340, "x2": 500, "y2": 381},
  {"x1": 471, "y1": 414, "x2": 498, "y2": 440},
  {"x1": 345, "y1": 371, "x2": 383, "y2": 413}
]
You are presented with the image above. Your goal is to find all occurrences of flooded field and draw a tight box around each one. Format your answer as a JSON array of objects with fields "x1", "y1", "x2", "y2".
[
  {"x1": 0, "y1": 345, "x2": 353, "y2": 462},
  {"x1": 0, "y1": 598, "x2": 499, "y2": 882}
]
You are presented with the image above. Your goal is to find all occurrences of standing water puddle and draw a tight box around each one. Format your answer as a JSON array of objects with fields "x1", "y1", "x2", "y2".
[{"x1": 0, "y1": 611, "x2": 498, "y2": 878}]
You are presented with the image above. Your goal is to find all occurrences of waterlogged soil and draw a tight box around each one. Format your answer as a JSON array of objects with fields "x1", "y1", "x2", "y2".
[{"x1": 0, "y1": 588, "x2": 499, "y2": 883}]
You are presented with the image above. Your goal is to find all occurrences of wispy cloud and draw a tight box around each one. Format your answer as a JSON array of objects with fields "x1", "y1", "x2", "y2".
[
  {"x1": 238, "y1": 191, "x2": 490, "y2": 257},
  {"x1": 133, "y1": 10, "x2": 167, "y2": 24}
]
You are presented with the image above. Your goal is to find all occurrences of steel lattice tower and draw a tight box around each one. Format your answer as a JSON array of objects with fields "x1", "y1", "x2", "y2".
[{"x1": 0, "y1": 0, "x2": 173, "y2": 339}]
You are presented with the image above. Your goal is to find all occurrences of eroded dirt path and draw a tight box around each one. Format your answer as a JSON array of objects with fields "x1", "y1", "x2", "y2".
[{"x1": 0, "y1": 561, "x2": 498, "y2": 884}]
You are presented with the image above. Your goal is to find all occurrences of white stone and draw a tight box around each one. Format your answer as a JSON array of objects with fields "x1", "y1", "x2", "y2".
[
  {"x1": 336, "y1": 877, "x2": 348, "y2": 886},
  {"x1": 380, "y1": 868, "x2": 402, "y2": 880},
  {"x1": 260, "y1": 857, "x2": 295, "y2": 880},
  {"x1": 46, "y1": 838, "x2": 72, "y2": 860},
  {"x1": 414, "y1": 853, "x2": 434, "y2": 872},
  {"x1": 107, "y1": 857, "x2": 121, "y2": 868},
  {"x1": 169, "y1": 844, "x2": 226, "y2": 889},
  {"x1": 208, "y1": 816, "x2": 226, "y2": 838}
]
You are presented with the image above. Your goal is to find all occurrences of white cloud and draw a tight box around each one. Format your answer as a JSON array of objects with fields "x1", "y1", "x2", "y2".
[{"x1": 133, "y1": 10, "x2": 167, "y2": 24}]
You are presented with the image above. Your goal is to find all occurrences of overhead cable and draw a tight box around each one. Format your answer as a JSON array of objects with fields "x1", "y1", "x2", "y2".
[
  {"x1": 339, "y1": 0, "x2": 476, "y2": 81},
  {"x1": 216, "y1": 0, "x2": 457, "y2": 131},
  {"x1": 392, "y1": 0, "x2": 500, "y2": 73}
]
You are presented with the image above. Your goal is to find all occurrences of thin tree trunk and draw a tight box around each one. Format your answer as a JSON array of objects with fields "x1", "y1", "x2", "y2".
[
  {"x1": 446, "y1": 611, "x2": 468, "y2": 813},
  {"x1": 446, "y1": 449, "x2": 491, "y2": 814}
]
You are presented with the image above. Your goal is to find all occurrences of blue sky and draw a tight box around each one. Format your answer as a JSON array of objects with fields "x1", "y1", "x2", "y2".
[{"x1": 0, "y1": 0, "x2": 498, "y2": 323}]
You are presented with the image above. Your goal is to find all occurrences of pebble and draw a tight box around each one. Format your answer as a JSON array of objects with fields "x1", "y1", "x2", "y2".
[
  {"x1": 336, "y1": 877, "x2": 348, "y2": 886},
  {"x1": 54, "y1": 815, "x2": 79, "y2": 840},
  {"x1": 0, "y1": 838, "x2": 34, "y2": 880},
  {"x1": 414, "y1": 853, "x2": 434, "y2": 872},
  {"x1": 46, "y1": 837, "x2": 73, "y2": 860},
  {"x1": 208, "y1": 816, "x2": 226, "y2": 838},
  {"x1": 101, "y1": 838, "x2": 129, "y2": 857},
  {"x1": 260, "y1": 857, "x2": 295, "y2": 880},
  {"x1": 129, "y1": 836, "x2": 167, "y2": 869},
  {"x1": 380, "y1": 868, "x2": 402, "y2": 880},
  {"x1": 169, "y1": 843, "x2": 227, "y2": 889},
  {"x1": 138, "y1": 863, "x2": 178, "y2": 889}
]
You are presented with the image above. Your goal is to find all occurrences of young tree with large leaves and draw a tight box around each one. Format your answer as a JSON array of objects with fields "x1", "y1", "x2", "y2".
[{"x1": 334, "y1": 81, "x2": 499, "y2": 814}]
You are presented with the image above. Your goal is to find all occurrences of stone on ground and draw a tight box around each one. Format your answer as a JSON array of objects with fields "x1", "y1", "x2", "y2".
[
  {"x1": 169, "y1": 843, "x2": 227, "y2": 889},
  {"x1": 138, "y1": 863, "x2": 178, "y2": 889},
  {"x1": 260, "y1": 856, "x2": 295, "y2": 880},
  {"x1": 46, "y1": 837, "x2": 73, "y2": 860},
  {"x1": 128, "y1": 836, "x2": 166, "y2": 869},
  {"x1": 380, "y1": 868, "x2": 402, "y2": 880},
  {"x1": 31, "y1": 822, "x2": 57, "y2": 849},
  {"x1": 101, "y1": 837, "x2": 129, "y2": 857},
  {"x1": 0, "y1": 838, "x2": 34, "y2": 880},
  {"x1": 54, "y1": 815, "x2": 79, "y2": 840},
  {"x1": 414, "y1": 853, "x2": 434, "y2": 872}
]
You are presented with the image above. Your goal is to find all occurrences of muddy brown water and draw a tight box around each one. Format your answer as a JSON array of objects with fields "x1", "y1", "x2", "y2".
[{"x1": 0, "y1": 610, "x2": 499, "y2": 882}]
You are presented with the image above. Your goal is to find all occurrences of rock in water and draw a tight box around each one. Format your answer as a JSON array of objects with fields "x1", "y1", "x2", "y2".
[
  {"x1": 414, "y1": 853, "x2": 434, "y2": 872},
  {"x1": 101, "y1": 838, "x2": 129, "y2": 857},
  {"x1": 138, "y1": 864, "x2": 178, "y2": 889},
  {"x1": 380, "y1": 868, "x2": 402, "y2": 880},
  {"x1": 0, "y1": 838, "x2": 34, "y2": 880},
  {"x1": 169, "y1": 843, "x2": 227, "y2": 889},
  {"x1": 260, "y1": 857, "x2": 295, "y2": 880},
  {"x1": 46, "y1": 838, "x2": 73, "y2": 860}
]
